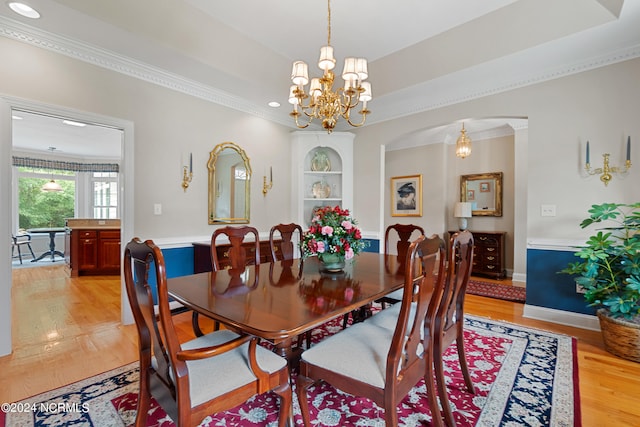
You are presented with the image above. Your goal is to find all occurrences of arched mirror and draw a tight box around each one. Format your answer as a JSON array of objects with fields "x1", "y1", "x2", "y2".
[
  {"x1": 208, "y1": 142, "x2": 251, "y2": 224},
  {"x1": 460, "y1": 172, "x2": 503, "y2": 216}
]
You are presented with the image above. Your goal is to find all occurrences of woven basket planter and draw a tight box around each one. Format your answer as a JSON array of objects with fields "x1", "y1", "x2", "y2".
[{"x1": 597, "y1": 309, "x2": 640, "y2": 363}]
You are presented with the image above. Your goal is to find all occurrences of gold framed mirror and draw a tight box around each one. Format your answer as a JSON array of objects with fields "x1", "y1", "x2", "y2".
[
  {"x1": 460, "y1": 172, "x2": 503, "y2": 216},
  {"x1": 208, "y1": 142, "x2": 251, "y2": 224}
]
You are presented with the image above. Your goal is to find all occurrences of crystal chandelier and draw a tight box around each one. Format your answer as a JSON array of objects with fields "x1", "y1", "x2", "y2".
[
  {"x1": 288, "y1": 0, "x2": 372, "y2": 133},
  {"x1": 456, "y1": 123, "x2": 472, "y2": 158}
]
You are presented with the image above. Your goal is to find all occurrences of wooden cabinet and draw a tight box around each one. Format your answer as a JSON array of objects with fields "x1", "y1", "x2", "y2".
[
  {"x1": 77, "y1": 230, "x2": 98, "y2": 271},
  {"x1": 291, "y1": 131, "x2": 354, "y2": 227},
  {"x1": 67, "y1": 228, "x2": 120, "y2": 276},
  {"x1": 449, "y1": 230, "x2": 506, "y2": 279},
  {"x1": 193, "y1": 240, "x2": 282, "y2": 273}
]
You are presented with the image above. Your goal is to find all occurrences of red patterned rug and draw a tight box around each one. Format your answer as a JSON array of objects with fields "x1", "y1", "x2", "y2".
[
  {"x1": 3, "y1": 314, "x2": 578, "y2": 427},
  {"x1": 467, "y1": 279, "x2": 526, "y2": 302}
]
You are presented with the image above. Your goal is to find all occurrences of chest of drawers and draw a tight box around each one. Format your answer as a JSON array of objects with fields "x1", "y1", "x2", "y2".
[{"x1": 449, "y1": 230, "x2": 506, "y2": 279}]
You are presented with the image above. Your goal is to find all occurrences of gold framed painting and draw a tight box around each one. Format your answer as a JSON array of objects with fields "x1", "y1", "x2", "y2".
[{"x1": 391, "y1": 174, "x2": 422, "y2": 217}]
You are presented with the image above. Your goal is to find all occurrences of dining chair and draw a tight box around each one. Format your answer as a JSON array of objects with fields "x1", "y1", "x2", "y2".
[
  {"x1": 11, "y1": 232, "x2": 36, "y2": 264},
  {"x1": 123, "y1": 237, "x2": 292, "y2": 427},
  {"x1": 270, "y1": 222, "x2": 312, "y2": 348},
  {"x1": 211, "y1": 225, "x2": 261, "y2": 271},
  {"x1": 269, "y1": 223, "x2": 303, "y2": 262},
  {"x1": 377, "y1": 223, "x2": 426, "y2": 307},
  {"x1": 192, "y1": 226, "x2": 261, "y2": 334},
  {"x1": 296, "y1": 234, "x2": 447, "y2": 427},
  {"x1": 433, "y1": 230, "x2": 476, "y2": 427}
]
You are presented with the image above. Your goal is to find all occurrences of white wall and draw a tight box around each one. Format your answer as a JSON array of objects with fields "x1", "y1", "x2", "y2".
[
  {"x1": 352, "y1": 57, "x2": 640, "y2": 280},
  {"x1": 0, "y1": 36, "x2": 294, "y2": 244}
]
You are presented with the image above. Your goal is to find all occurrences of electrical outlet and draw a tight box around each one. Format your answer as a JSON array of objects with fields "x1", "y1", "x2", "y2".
[
  {"x1": 541, "y1": 204, "x2": 556, "y2": 217},
  {"x1": 153, "y1": 203, "x2": 162, "y2": 215}
]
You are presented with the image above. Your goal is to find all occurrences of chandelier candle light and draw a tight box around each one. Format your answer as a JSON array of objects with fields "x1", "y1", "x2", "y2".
[
  {"x1": 585, "y1": 137, "x2": 632, "y2": 186},
  {"x1": 289, "y1": 0, "x2": 372, "y2": 133}
]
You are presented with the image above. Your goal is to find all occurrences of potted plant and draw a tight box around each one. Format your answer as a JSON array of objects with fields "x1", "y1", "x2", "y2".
[
  {"x1": 301, "y1": 205, "x2": 367, "y2": 272},
  {"x1": 561, "y1": 202, "x2": 640, "y2": 362}
]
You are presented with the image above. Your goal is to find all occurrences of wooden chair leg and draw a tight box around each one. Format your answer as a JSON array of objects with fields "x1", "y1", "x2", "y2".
[
  {"x1": 434, "y1": 344, "x2": 456, "y2": 427},
  {"x1": 456, "y1": 334, "x2": 475, "y2": 393},
  {"x1": 296, "y1": 374, "x2": 314, "y2": 426},
  {"x1": 425, "y1": 356, "x2": 445, "y2": 427},
  {"x1": 272, "y1": 382, "x2": 292, "y2": 427},
  {"x1": 191, "y1": 311, "x2": 204, "y2": 336}
]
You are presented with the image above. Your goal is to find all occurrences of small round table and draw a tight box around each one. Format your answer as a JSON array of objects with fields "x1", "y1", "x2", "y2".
[{"x1": 27, "y1": 227, "x2": 66, "y2": 262}]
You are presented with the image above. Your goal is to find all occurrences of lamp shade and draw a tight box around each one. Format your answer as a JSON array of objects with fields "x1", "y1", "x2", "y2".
[
  {"x1": 42, "y1": 179, "x2": 63, "y2": 192},
  {"x1": 454, "y1": 202, "x2": 472, "y2": 218}
]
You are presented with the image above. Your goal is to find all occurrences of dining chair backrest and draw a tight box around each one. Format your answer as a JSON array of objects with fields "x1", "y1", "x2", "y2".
[
  {"x1": 391, "y1": 233, "x2": 447, "y2": 382},
  {"x1": 296, "y1": 233, "x2": 447, "y2": 427},
  {"x1": 124, "y1": 237, "x2": 292, "y2": 426},
  {"x1": 211, "y1": 226, "x2": 260, "y2": 271},
  {"x1": 385, "y1": 223, "x2": 425, "y2": 262},
  {"x1": 433, "y1": 229, "x2": 476, "y2": 426},
  {"x1": 269, "y1": 223, "x2": 303, "y2": 261}
]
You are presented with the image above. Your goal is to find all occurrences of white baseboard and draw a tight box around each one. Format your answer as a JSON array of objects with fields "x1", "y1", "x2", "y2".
[
  {"x1": 523, "y1": 304, "x2": 601, "y2": 331},
  {"x1": 511, "y1": 272, "x2": 526, "y2": 286}
]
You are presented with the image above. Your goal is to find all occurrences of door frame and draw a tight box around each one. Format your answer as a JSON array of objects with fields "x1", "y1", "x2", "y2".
[{"x1": 0, "y1": 95, "x2": 135, "y2": 356}]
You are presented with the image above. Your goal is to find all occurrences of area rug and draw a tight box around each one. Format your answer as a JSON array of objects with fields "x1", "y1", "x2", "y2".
[
  {"x1": 2, "y1": 315, "x2": 578, "y2": 427},
  {"x1": 467, "y1": 279, "x2": 526, "y2": 303}
]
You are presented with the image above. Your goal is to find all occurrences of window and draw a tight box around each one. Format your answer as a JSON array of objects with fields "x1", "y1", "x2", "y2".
[
  {"x1": 17, "y1": 167, "x2": 76, "y2": 228},
  {"x1": 92, "y1": 172, "x2": 118, "y2": 219}
]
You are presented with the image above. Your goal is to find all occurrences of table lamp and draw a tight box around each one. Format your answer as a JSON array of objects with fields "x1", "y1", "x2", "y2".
[{"x1": 454, "y1": 202, "x2": 473, "y2": 230}]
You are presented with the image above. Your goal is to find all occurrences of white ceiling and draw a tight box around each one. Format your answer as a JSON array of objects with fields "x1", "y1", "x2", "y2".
[{"x1": 4, "y1": 0, "x2": 640, "y2": 157}]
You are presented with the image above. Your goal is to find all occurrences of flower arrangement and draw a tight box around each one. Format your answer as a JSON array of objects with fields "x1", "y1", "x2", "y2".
[{"x1": 301, "y1": 206, "x2": 366, "y2": 262}]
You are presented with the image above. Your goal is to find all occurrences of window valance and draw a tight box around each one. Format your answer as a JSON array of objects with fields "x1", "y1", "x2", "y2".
[{"x1": 12, "y1": 156, "x2": 119, "y2": 173}]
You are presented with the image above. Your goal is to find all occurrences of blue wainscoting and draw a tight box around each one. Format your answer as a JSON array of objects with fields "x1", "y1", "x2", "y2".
[
  {"x1": 146, "y1": 246, "x2": 195, "y2": 304},
  {"x1": 363, "y1": 238, "x2": 380, "y2": 253},
  {"x1": 526, "y1": 248, "x2": 594, "y2": 315}
]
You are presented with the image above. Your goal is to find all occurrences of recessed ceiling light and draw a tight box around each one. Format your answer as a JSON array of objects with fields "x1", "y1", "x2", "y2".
[
  {"x1": 62, "y1": 119, "x2": 87, "y2": 127},
  {"x1": 8, "y1": 2, "x2": 40, "y2": 19},
  {"x1": 268, "y1": 101, "x2": 281, "y2": 108}
]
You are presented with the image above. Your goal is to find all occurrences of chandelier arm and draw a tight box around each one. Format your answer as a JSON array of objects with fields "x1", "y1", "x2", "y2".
[
  {"x1": 290, "y1": 110, "x2": 311, "y2": 129},
  {"x1": 345, "y1": 113, "x2": 368, "y2": 128}
]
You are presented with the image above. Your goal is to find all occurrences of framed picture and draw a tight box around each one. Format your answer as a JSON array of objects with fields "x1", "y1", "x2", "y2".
[
  {"x1": 467, "y1": 190, "x2": 475, "y2": 200},
  {"x1": 391, "y1": 174, "x2": 422, "y2": 217},
  {"x1": 480, "y1": 181, "x2": 490, "y2": 192}
]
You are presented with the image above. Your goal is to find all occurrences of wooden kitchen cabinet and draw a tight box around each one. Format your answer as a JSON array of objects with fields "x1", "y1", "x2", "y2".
[{"x1": 67, "y1": 228, "x2": 121, "y2": 276}]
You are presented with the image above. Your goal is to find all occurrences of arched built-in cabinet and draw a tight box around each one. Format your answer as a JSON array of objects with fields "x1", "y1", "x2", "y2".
[{"x1": 291, "y1": 131, "x2": 354, "y2": 227}]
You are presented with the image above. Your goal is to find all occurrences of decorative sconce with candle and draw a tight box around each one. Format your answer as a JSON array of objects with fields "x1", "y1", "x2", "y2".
[
  {"x1": 263, "y1": 166, "x2": 273, "y2": 196},
  {"x1": 181, "y1": 153, "x2": 193, "y2": 192},
  {"x1": 585, "y1": 137, "x2": 632, "y2": 186}
]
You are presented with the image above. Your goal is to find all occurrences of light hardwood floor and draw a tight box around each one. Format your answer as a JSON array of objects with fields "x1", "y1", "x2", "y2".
[{"x1": 2, "y1": 265, "x2": 639, "y2": 426}]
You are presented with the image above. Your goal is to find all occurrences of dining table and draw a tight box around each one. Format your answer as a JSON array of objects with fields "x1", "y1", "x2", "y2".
[
  {"x1": 167, "y1": 252, "x2": 408, "y2": 365},
  {"x1": 27, "y1": 227, "x2": 66, "y2": 262}
]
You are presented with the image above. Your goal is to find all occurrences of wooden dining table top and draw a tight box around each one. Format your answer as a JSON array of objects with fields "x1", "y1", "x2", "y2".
[{"x1": 167, "y1": 252, "x2": 407, "y2": 342}]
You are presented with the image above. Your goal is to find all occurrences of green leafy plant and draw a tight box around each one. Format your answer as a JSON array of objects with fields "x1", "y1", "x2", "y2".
[{"x1": 561, "y1": 203, "x2": 640, "y2": 320}]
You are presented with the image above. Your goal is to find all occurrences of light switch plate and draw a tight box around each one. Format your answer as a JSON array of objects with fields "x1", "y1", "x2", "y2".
[{"x1": 541, "y1": 204, "x2": 556, "y2": 217}]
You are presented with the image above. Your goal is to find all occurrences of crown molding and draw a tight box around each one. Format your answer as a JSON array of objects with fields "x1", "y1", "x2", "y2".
[
  {"x1": 0, "y1": 16, "x2": 295, "y2": 129},
  {"x1": 2, "y1": 15, "x2": 639, "y2": 133}
]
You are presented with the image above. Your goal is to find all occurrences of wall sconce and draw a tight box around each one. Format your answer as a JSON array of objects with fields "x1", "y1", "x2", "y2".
[
  {"x1": 585, "y1": 137, "x2": 631, "y2": 186},
  {"x1": 262, "y1": 166, "x2": 273, "y2": 196},
  {"x1": 454, "y1": 202, "x2": 473, "y2": 230},
  {"x1": 181, "y1": 153, "x2": 193, "y2": 192}
]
